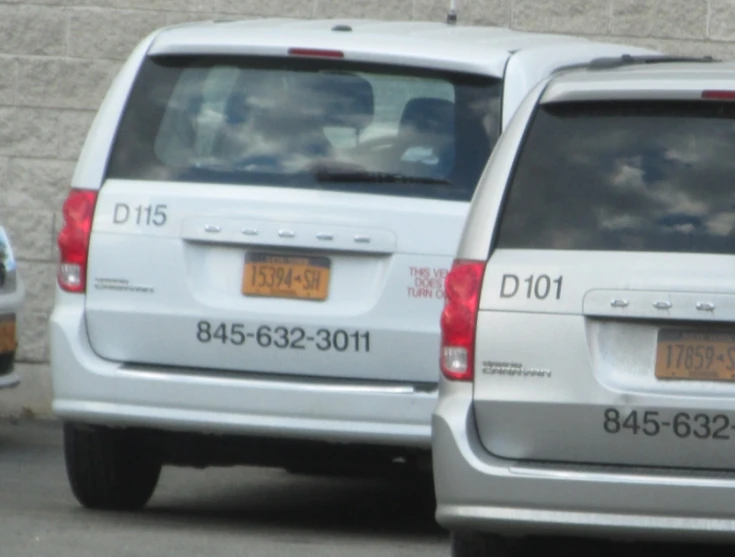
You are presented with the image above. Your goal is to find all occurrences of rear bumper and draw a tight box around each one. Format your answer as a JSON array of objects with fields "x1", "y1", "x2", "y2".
[
  {"x1": 49, "y1": 297, "x2": 435, "y2": 449},
  {"x1": 433, "y1": 381, "x2": 735, "y2": 542}
]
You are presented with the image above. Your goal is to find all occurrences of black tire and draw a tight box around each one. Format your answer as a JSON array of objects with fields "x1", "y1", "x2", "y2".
[
  {"x1": 63, "y1": 423, "x2": 162, "y2": 511},
  {"x1": 451, "y1": 532, "x2": 510, "y2": 557}
]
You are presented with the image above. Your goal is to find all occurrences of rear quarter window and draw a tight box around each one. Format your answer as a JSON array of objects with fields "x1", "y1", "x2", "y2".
[{"x1": 496, "y1": 100, "x2": 735, "y2": 254}]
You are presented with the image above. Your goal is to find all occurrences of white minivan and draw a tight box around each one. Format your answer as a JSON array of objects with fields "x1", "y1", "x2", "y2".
[{"x1": 49, "y1": 16, "x2": 658, "y2": 510}]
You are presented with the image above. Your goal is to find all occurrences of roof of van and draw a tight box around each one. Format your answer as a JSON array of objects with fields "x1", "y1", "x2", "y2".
[
  {"x1": 146, "y1": 18, "x2": 630, "y2": 77},
  {"x1": 540, "y1": 59, "x2": 735, "y2": 103}
]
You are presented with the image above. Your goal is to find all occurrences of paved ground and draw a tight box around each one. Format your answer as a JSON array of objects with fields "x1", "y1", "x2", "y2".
[
  {"x1": 1, "y1": 420, "x2": 734, "y2": 557},
  {"x1": 0, "y1": 419, "x2": 448, "y2": 557}
]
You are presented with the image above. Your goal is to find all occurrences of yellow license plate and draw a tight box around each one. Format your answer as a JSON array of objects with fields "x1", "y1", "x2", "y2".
[
  {"x1": 0, "y1": 314, "x2": 16, "y2": 354},
  {"x1": 655, "y1": 329, "x2": 735, "y2": 381},
  {"x1": 242, "y1": 253, "x2": 330, "y2": 301}
]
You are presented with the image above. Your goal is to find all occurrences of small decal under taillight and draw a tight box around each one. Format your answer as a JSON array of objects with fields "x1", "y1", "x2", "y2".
[
  {"x1": 57, "y1": 189, "x2": 98, "y2": 293},
  {"x1": 439, "y1": 259, "x2": 486, "y2": 381}
]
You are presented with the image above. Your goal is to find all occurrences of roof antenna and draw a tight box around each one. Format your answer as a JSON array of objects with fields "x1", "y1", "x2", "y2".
[{"x1": 446, "y1": 0, "x2": 458, "y2": 25}]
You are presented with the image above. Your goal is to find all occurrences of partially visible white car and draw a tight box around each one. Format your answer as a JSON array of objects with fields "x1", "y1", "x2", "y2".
[
  {"x1": 0, "y1": 226, "x2": 24, "y2": 390},
  {"x1": 48, "y1": 16, "x2": 659, "y2": 511}
]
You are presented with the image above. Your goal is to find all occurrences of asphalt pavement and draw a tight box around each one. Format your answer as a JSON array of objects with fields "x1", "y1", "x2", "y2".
[{"x1": 1, "y1": 419, "x2": 734, "y2": 557}]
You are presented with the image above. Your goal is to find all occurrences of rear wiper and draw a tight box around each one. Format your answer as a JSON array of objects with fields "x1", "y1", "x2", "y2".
[{"x1": 314, "y1": 169, "x2": 451, "y2": 186}]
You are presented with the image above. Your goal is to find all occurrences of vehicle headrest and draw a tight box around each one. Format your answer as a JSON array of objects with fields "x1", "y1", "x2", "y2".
[
  {"x1": 399, "y1": 97, "x2": 455, "y2": 137},
  {"x1": 310, "y1": 71, "x2": 375, "y2": 131}
]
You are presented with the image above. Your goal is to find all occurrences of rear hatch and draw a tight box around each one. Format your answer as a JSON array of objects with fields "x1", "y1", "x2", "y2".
[
  {"x1": 473, "y1": 93, "x2": 735, "y2": 469},
  {"x1": 84, "y1": 52, "x2": 502, "y2": 384}
]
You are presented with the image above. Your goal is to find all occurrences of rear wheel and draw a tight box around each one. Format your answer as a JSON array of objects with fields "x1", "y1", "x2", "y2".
[
  {"x1": 451, "y1": 532, "x2": 509, "y2": 557},
  {"x1": 63, "y1": 423, "x2": 162, "y2": 511}
]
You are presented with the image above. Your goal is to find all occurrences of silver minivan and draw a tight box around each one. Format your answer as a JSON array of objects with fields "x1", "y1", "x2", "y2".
[{"x1": 432, "y1": 57, "x2": 735, "y2": 554}]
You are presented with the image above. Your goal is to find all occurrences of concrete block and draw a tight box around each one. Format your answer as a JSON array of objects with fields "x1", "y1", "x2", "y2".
[
  {"x1": 16, "y1": 306, "x2": 50, "y2": 363},
  {"x1": 415, "y1": 0, "x2": 511, "y2": 25},
  {"x1": 612, "y1": 0, "x2": 707, "y2": 40},
  {"x1": 413, "y1": 0, "x2": 454, "y2": 22},
  {"x1": 4, "y1": 159, "x2": 75, "y2": 213},
  {"x1": 512, "y1": 0, "x2": 610, "y2": 35},
  {"x1": 17, "y1": 262, "x2": 57, "y2": 312},
  {"x1": 68, "y1": 8, "x2": 170, "y2": 60},
  {"x1": 709, "y1": 0, "x2": 735, "y2": 41},
  {"x1": 585, "y1": 34, "x2": 732, "y2": 58},
  {"x1": 467, "y1": 0, "x2": 511, "y2": 26},
  {"x1": 1, "y1": 0, "x2": 104, "y2": 5},
  {"x1": 316, "y1": 0, "x2": 411, "y2": 19},
  {"x1": 117, "y1": 0, "x2": 215, "y2": 10},
  {"x1": 0, "y1": 57, "x2": 17, "y2": 107},
  {"x1": 1, "y1": 211, "x2": 54, "y2": 262},
  {"x1": 0, "y1": 5, "x2": 66, "y2": 56},
  {"x1": 57, "y1": 110, "x2": 96, "y2": 162},
  {"x1": 17, "y1": 58, "x2": 122, "y2": 111},
  {"x1": 0, "y1": 108, "x2": 11, "y2": 156},
  {"x1": 165, "y1": 11, "x2": 217, "y2": 26},
  {"x1": 216, "y1": 0, "x2": 314, "y2": 17},
  {"x1": 5, "y1": 0, "x2": 207, "y2": 6},
  {"x1": 52, "y1": 212, "x2": 63, "y2": 263},
  {"x1": 29, "y1": 0, "x2": 116, "y2": 5},
  {"x1": 10, "y1": 108, "x2": 63, "y2": 159},
  {"x1": 0, "y1": 363, "x2": 52, "y2": 418}
]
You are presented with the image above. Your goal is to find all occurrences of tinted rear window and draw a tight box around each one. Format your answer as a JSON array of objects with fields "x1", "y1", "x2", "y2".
[
  {"x1": 496, "y1": 100, "x2": 735, "y2": 254},
  {"x1": 106, "y1": 55, "x2": 502, "y2": 202}
]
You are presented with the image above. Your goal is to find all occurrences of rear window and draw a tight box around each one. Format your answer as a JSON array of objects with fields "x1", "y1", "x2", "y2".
[
  {"x1": 106, "y1": 55, "x2": 502, "y2": 202},
  {"x1": 496, "y1": 100, "x2": 735, "y2": 254}
]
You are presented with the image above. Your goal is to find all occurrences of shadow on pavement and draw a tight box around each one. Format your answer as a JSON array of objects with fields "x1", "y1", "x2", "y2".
[
  {"x1": 146, "y1": 468, "x2": 445, "y2": 541},
  {"x1": 144, "y1": 467, "x2": 735, "y2": 556}
]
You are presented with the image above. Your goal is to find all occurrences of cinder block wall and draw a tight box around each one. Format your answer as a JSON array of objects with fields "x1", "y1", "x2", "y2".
[{"x1": 0, "y1": 0, "x2": 733, "y2": 416}]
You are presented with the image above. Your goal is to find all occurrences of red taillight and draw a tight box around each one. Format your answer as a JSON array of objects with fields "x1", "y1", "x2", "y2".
[
  {"x1": 439, "y1": 259, "x2": 485, "y2": 381},
  {"x1": 288, "y1": 47, "x2": 344, "y2": 58},
  {"x1": 702, "y1": 90, "x2": 735, "y2": 100},
  {"x1": 57, "y1": 189, "x2": 98, "y2": 293}
]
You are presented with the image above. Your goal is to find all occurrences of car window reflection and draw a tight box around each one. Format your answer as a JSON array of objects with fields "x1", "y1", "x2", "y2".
[{"x1": 497, "y1": 100, "x2": 735, "y2": 254}]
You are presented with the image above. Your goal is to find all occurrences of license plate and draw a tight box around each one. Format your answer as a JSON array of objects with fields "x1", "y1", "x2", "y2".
[
  {"x1": 0, "y1": 314, "x2": 16, "y2": 354},
  {"x1": 242, "y1": 253, "x2": 330, "y2": 301},
  {"x1": 655, "y1": 328, "x2": 735, "y2": 381}
]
